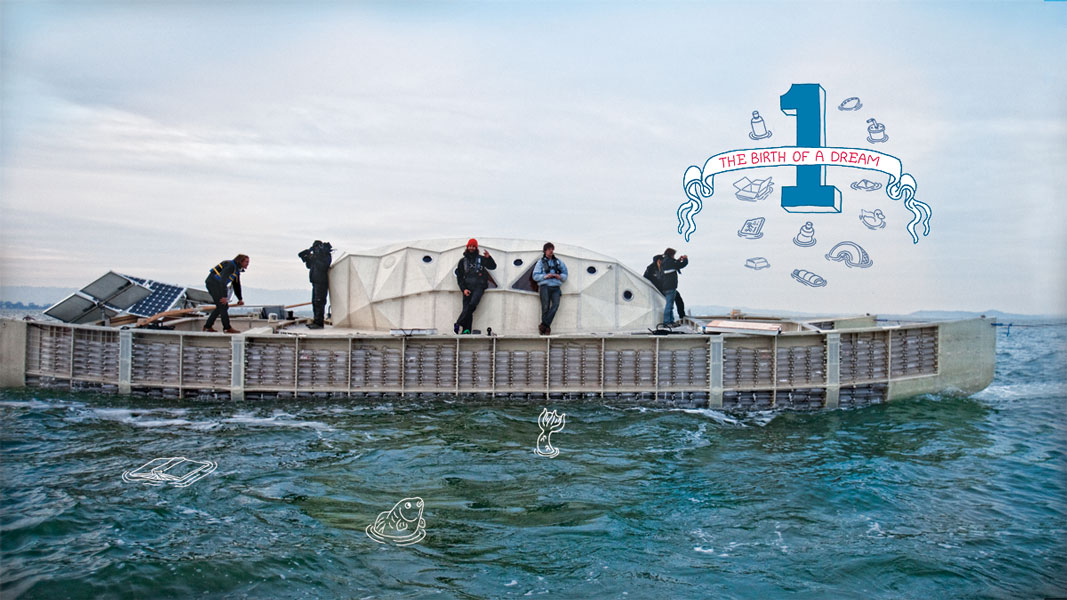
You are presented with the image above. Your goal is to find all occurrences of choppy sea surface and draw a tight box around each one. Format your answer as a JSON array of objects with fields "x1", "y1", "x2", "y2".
[{"x1": 2, "y1": 321, "x2": 1065, "y2": 599}]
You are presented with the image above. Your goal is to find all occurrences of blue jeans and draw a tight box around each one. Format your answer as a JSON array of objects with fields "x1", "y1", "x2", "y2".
[
  {"x1": 539, "y1": 285, "x2": 561, "y2": 327},
  {"x1": 663, "y1": 288, "x2": 677, "y2": 324}
]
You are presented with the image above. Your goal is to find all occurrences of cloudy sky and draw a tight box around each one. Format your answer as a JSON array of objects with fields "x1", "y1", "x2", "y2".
[{"x1": 2, "y1": 1, "x2": 1064, "y2": 315}]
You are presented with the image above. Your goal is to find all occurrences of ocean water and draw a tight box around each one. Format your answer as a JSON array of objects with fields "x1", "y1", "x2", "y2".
[{"x1": 2, "y1": 323, "x2": 1065, "y2": 599}]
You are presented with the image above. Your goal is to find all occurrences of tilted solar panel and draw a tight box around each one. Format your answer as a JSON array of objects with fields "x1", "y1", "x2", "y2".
[{"x1": 122, "y1": 276, "x2": 186, "y2": 317}]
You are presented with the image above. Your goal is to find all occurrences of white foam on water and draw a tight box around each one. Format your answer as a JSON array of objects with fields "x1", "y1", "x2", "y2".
[
  {"x1": 0, "y1": 399, "x2": 82, "y2": 410},
  {"x1": 973, "y1": 382, "x2": 1067, "y2": 401},
  {"x1": 774, "y1": 529, "x2": 789, "y2": 553},
  {"x1": 76, "y1": 407, "x2": 205, "y2": 429},
  {"x1": 223, "y1": 411, "x2": 333, "y2": 431},
  {"x1": 674, "y1": 408, "x2": 741, "y2": 426}
]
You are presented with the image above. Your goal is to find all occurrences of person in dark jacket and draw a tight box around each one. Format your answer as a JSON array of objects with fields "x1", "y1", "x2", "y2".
[
  {"x1": 644, "y1": 254, "x2": 686, "y2": 324},
  {"x1": 643, "y1": 254, "x2": 663, "y2": 289},
  {"x1": 454, "y1": 238, "x2": 497, "y2": 334},
  {"x1": 204, "y1": 254, "x2": 249, "y2": 333},
  {"x1": 298, "y1": 240, "x2": 333, "y2": 329},
  {"x1": 659, "y1": 248, "x2": 688, "y2": 326}
]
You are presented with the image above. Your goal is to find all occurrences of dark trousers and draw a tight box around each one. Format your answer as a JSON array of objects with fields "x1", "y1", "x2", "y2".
[
  {"x1": 311, "y1": 281, "x2": 328, "y2": 325},
  {"x1": 456, "y1": 287, "x2": 485, "y2": 332},
  {"x1": 675, "y1": 292, "x2": 685, "y2": 319},
  {"x1": 204, "y1": 278, "x2": 230, "y2": 330},
  {"x1": 539, "y1": 285, "x2": 561, "y2": 327}
]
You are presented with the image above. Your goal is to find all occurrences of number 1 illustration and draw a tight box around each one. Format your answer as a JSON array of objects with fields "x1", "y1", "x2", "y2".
[{"x1": 780, "y1": 83, "x2": 841, "y2": 213}]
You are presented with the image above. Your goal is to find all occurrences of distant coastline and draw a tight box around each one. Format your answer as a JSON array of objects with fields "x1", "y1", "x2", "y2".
[{"x1": 1, "y1": 301, "x2": 48, "y2": 310}]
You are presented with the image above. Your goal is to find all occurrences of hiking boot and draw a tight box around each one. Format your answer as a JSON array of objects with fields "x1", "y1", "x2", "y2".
[
  {"x1": 538, "y1": 323, "x2": 547, "y2": 335},
  {"x1": 203, "y1": 326, "x2": 217, "y2": 332},
  {"x1": 544, "y1": 325, "x2": 550, "y2": 335},
  {"x1": 462, "y1": 329, "x2": 471, "y2": 335},
  {"x1": 307, "y1": 323, "x2": 324, "y2": 329},
  {"x1": 223, "y1": 328, "x2": 240, "y2": 334},
  {"x1": 454, "y1": 323, "x2": 461, "y2": 334}
]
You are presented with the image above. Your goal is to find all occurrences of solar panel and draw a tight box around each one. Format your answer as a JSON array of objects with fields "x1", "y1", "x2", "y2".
[
  {"x1": 45, "y1": 272, "x2": 204, "y2": 323},
  {"x1": 45, "y1": 293, "x2": 98, "y2": 322},
  {"x1": 184, "y1": 288, "x2": 214, "y2": 306},
  {"x1": 80, "y1": 271, "x2": 152, "y2": 310},
  {"x1": 44, "y1": 293, "x2": 122, "y2": 324},
  {"x1": 123, "y1": 276, "x2": 187, "y2": 317}
]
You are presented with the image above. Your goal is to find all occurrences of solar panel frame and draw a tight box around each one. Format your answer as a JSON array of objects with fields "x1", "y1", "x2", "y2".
[
  {"x1": 123, "y1": 276, "x2": 189, "y2": 317},
  {"x1": 184, "y1": 288, "x2": 214, "y2": 306},
  {"x1": 80, "y1": 271, "x2": 152, "y2": 310},
  {"x1": 44, "y1": 293, "x2": 122, "y2": 324},
  {"x1": 44, "y1": 293, "x2": 98, "y2": 322}
]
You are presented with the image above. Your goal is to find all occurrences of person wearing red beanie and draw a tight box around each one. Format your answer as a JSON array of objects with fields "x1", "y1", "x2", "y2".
[{"x1": 453, "y1": 239, "x2": 496, "y2": 334}]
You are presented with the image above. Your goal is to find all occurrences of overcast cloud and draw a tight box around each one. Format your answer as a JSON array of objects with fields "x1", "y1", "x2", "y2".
[{"x1": 2, "y1": 1, "x2": 1064, "y2": 315}]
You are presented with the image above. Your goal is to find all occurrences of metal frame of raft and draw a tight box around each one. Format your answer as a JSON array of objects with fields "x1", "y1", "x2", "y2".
[{"x1": 1, "y1": 316, "x2": 995, "y2": 411}]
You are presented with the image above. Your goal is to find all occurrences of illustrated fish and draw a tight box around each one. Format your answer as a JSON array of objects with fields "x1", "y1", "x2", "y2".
[{"x1": 366, "y1": 497, "x2": 426, "y2": 546}]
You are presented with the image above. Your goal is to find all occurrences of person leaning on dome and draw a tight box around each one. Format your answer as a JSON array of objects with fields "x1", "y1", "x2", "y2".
[
  {"x1": 453, "y1": 238, "x2": 496, "y2": 334},
  {"x1": 532, "y1": 242, "x2": 567, "y2": 335}
]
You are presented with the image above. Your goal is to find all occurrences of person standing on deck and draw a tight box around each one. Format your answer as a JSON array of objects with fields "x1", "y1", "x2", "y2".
[
  {"x1": 203, "y1": 254, "x2": 249, "y2": 333},
  {"x1": 644, "y1": 254, "x2": 686, "y2": 323},
  {"x1": 298, "y1": 240, "x2": 333, "y2": 329},
  {"x1": 532, "y1": 242, "x2": 568, "y2": 335},
  {"x1": 659, "y1": 248, "x2": 688, "y2": 327},
  {"x1": 454, "y1": 239, "x2": 496, "y2": 334}
]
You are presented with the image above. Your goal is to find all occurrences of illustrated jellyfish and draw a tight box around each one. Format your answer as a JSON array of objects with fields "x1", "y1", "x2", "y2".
[{"x1": 886, "y1": 173, "x2": 931, "y2": 244}]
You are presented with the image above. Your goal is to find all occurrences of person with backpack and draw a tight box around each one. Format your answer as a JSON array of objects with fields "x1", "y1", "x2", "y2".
[
  {"x1": 298, "y1": 240, "x2": 333, "y2": 329},
  {"x1": 644, "y1": 253, "x2": 686, "y2": 326},
  {"x1": 453, "y1": 239, "x2": 497, "y2": 334},
  {"x1": 659, "y1": 248, "x2": 689, "y2": 327},
  {"x1": 532, "y1": 242, "x2": 568, "y2": 335}
]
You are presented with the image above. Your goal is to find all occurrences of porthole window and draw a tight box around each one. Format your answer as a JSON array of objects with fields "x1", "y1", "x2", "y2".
[
  {"x1": 587, "y1": 266, "x2": 597, "y2": 274},
  {"x1": 513, "y1": 259, "x2": 524, "y2": 267},
  {"x1": 422, "y1": 255, "x2": 433, "y2": 263},
  {"x1": 623, "y1": 290, "x2": 634, "y2": 301}
]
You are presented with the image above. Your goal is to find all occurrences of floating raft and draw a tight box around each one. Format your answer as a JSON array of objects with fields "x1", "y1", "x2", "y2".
[{"x1": 0, "y1": 315, "x2": 995, "y2": 411}]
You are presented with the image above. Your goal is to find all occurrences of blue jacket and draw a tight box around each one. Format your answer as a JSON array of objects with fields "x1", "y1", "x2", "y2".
[{"x1": 532, "y1": 255, "x2": 568, "y2": 288}]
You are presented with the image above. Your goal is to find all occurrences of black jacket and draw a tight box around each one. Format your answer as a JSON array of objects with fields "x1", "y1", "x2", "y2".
[
  {"x1": 207, "y1": 259, "x2": 244, "y2": 301},
  {"x1": 455, "y1": 251, "x2": 497, "y2": 291},
  {"x1": 659, "y1": 255, "x2": 688, "y2": 291},
  {"x1": 643, "y1": 255, "x2": 663, "y2": 292},
  {"x1": 299, "y1": 245, "x2": 332, "y2": 284}
]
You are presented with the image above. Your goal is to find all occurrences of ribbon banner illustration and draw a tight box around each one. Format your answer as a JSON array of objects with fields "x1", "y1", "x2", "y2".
[{"x1": 679, "y1": 145, "x2": 930, "y2": 244}]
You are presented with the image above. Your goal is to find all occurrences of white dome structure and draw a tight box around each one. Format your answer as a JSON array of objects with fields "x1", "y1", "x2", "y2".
[{"x1": 329, "y1": 239, "x2": 665, "y2": 334}]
